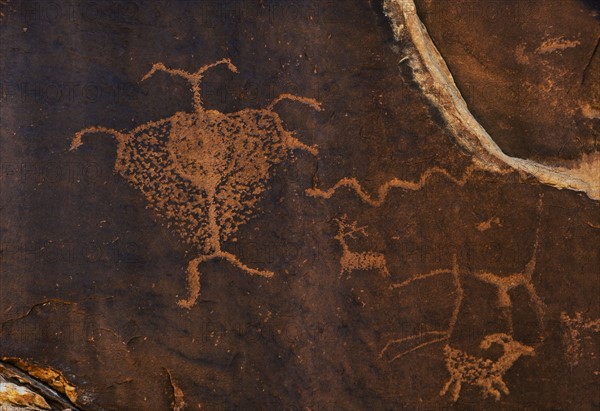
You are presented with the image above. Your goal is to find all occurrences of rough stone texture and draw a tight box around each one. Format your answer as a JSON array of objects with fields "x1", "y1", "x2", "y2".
[
  {"x1": 414, "y1": 0, "x2": 600, "y2": 165},
  {"x1": 0, "y1": 1, "x2": 598, "y2": 410}
]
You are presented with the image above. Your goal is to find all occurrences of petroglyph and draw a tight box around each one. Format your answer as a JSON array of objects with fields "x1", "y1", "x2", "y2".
[
  {"x1": 381, "y1": 254, "x2": 463, "y2": 362},
  {"x1": 440, "y1": 333, "x2": 535, "y2": 402},
  {"x1": 70, "y1": 58, "x2": 321, "y2": 308},
  {"x1": 166, "y1": 369, "x2": 186, "y2": 411},
  {"x1": 476, "y1": 217, "x2": 501, "y2": 232},
  {"x1": 472, "y1": 196, "x2": 546, "y2": 337},
  {"x1": 560, "y1": 312, "x2": 600, "y2": 368},
  {"x1": 535, "y1": 37, "x2": 581, "y2": 54},
  {"x1": 333, "y1": 215, "x2": 389, "y2": 279},
  {"x1": 383, "y1": 0, "x2": 600, "y2": 201},
  {"x1": 379, "y1": 196, "x2": 549, "y2": 402},
  {"x1": 307, "y1": 164, "x2": 478, "y2": 207}
]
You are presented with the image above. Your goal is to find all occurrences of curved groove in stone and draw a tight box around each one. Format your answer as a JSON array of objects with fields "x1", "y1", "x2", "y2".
[{"x1": 383, "y1": 0, "x2": 599, "y2": 201}]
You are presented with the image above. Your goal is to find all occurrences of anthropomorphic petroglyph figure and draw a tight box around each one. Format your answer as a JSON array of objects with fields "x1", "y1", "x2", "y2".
[
  {"x1": 71, "y1": 58, "x2": 321, "y2": 308},
  {"x1": 440, "y1": 333, "x2": 535, "y2": 402},
  {"x1": 472, "y1": 262, "x2": 545, "y2": 336},
  {"x1": 472, "y1": 196, "x2": 546, "y2": 336},
  {"x1": 560, "y1": 312, "x2": 600, "y2": 368},
  {"x1": 333, "y1": 215, "x2": 390, "y2": 279}
]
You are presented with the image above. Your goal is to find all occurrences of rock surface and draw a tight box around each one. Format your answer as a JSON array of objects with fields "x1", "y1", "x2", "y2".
[{"x1": 1, "y1": 0, "x2": 598, "y2": 409}]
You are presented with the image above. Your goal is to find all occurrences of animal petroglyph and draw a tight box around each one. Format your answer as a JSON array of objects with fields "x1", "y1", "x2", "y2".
[
  {"x1": 381, "y1": 254, "x2": 463, "y2": 362},
  {"x1": 333, "y1": 215, "x2": 390, "y2": 279},
  {"x1": 560, "y1": 312, "x2": 600, "y2": 368},
  {"x1": 70, "y1": 58, "x2": 321, "y2": 308},
  {"x1": 472, "y1": 196, "x2": 546, "y2": 337},
  {"x1": 378, "y1": 197, "x2": 549, "y2": 403},
  {"x1": 307, "y1": 164, "x2": 478, "y2": 207},
  {"x1": 440, "y1": 333, "x2": 535, "y2": 402}
]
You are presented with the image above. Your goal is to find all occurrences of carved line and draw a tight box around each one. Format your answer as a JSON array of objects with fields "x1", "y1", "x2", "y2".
[
  {"x1": 307, "y1": 164, "x2": 479, "y2": 207},
  {"x1": 471, "y1": 195, "x2": 546, "y2": 339},
  {"x1": 381, "y1": 254, "x2": 462, "y2": 362}
]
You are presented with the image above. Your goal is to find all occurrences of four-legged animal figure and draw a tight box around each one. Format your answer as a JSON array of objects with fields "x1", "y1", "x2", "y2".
[
  {"x1": 440, "y1": 333, "x2": 535, "y2": 401},
  {"x1": 333, "y1": 215, "x2": 390, "y2": 279}
]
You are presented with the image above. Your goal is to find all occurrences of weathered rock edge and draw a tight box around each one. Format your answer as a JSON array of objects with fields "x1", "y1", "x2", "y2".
[{"x1": 383, "y1": 0, "x2": 599, "y2": 201}]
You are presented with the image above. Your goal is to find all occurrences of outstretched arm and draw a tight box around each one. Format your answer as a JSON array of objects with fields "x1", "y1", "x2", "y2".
[
  {"x1": 196, "y1": 58, "x2": 238, "y2": 76},
  {"x1": 141, "y1": 59, "x2": 238, "y2": 83},
  {"x1": 268, "y1": 93, "x2": 322, "y2": 111},
  {"x1": 268, "y1": 94, "x2": 321, "y2": 155},
  {"x1": 141, "y1": 62, "x2": 195, "y2": 83},
  {"x1": 141, "y1": 59, "x2": 239, "y2": 111},
  {"x1": 281, "y1": 130, "x2": 319, "y2": 156},
  {"x1": 70, "y1": 126, "x2": 126, "y2": 151}
]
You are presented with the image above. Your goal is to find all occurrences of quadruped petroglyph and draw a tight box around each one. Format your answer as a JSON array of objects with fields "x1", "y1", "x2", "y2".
[
  {"x1": 379, "y1": 197, "x2": 547, "y2": 401},
  {"x1": 70, "y1": 58, "x2": 321, "y2": 308},
  {"x1": 333, "y1": 215, "x2": 390, "y2": 279},
  {"x1": 3, "y1": 0, "x2": 598, "y2": 407},
  {"x1": 440, "y1": 333, "x2": 535, "y2": 402},
  {"x1": 63, "y1": 46, "x2": 591, "y2": 409}
]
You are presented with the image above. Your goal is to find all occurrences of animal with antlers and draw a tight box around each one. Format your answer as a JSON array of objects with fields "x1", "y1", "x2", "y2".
[
  {"x1": 440, "y1": 333, "x2": 535, "y2": 402},
  {"x1": 333, "y1": 215, "x2": 390, "y2": 279}
]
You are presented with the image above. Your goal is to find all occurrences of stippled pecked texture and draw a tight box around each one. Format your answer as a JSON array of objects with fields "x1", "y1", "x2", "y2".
[{"x1": 0, "y1": 0, "x2": 598, "y2": 409}]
